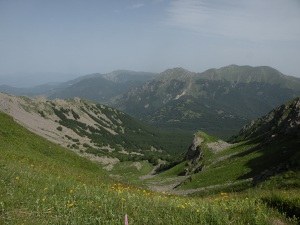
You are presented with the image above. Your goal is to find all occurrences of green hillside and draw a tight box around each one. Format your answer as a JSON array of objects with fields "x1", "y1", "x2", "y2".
[
  {"x1": 136, "y1": 98, "x2": 300, "y2": 222},
  {"x1": 156, "y1": 98, "x2": 300, "y2": 193},
  {"x1": 1, "y1": 112, "x2": 299, "y2": 224},
  {"x1": 175, "y1": 136, "x2": 299, "y2": 191}
]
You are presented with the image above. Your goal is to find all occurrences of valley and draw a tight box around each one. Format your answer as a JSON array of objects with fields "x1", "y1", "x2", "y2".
[
  {"x1": 0, "y1": 66, "x2": 299, "y2": 224},
  {"x1": 2, "y1": 1, "x2": 299, "y2": 223},
  {"x1": 0, "y1": 108, "x2": 299, "y2": 224}
]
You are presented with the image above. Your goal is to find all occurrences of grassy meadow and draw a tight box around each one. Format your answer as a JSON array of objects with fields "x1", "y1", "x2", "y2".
[{"x1": 0, "y1": 112, "x2": 299, "y2": 224}]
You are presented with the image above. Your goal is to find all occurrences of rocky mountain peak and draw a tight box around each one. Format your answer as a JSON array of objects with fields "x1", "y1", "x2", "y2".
[{"x1": 157, "y1": 67, "x2": 194, "y2": 81}]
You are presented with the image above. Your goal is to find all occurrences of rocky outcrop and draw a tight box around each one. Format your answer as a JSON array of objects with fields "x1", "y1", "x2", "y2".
[
  {"x1": 180, "y1": 132, "x2": 232, "y2": 176},
  {"x1": 185, "y1": 136, "x2": 203, "y2": 161},
  {"x1": 179, "y1": 136, "x2": 204, "y2": 176},
  {"x1": 0, "y1": 92, "x2": 171, "y2": 164},
  {"x1": 230, "y1": 97, "x2": 300, "y2": 143}
]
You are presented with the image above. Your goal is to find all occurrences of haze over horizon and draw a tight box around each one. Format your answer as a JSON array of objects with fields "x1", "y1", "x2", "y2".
[{"x1": 1, "y1": 0, "x2": 300, "y2": 87}]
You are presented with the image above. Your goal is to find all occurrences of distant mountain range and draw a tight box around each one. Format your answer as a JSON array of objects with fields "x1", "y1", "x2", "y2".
[
  {"x1": 50, "y1": 70, "x2": 156, "y2": 103},
  {"x1": 1, "y1": 65, "x2": 300, "y2": 137},
  {"x1": 0, "y1": 70, "x2": 155, "y2": 101},
  {"x1": 114, "y1": 65, "x2": 300, "y2": 137}
]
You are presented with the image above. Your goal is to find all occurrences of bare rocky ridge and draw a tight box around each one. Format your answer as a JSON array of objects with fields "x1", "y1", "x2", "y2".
[
  {"x1": 0, "y1": 93, "x2": 81, "y2": 148},
  {"x1": 230, "y1": 97, "x2": 300, "y2": 142},
  {"x1": 0, "y1": 93, "x2": 119, "y2": 150},
  {"x1": 0, "y1": 92, "x2": 171, "y2": 170},
  {"x1": 0, "y1": 93, "x2": 123, "y2": 169}
]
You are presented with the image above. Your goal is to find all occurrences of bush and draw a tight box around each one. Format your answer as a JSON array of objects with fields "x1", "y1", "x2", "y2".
[
  {"x1": 38, "y1": 110, "x2": 46, "y2": 118},
  {"x1": 83, "y1": 143, "x2": 90, "y2": 148}
]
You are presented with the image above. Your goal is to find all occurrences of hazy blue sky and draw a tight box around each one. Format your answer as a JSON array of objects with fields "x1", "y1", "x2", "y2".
[{"x1": 1, "y1": 0, "x2": 300, "y2": 86}]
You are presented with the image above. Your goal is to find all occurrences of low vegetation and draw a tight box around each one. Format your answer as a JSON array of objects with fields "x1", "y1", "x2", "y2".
[
  {"x1": 1, "y1": 112, "x2": 299, "y2": 224},
  {"x1": 50, "y1": 100, "x2": 192, "y2": 163}
]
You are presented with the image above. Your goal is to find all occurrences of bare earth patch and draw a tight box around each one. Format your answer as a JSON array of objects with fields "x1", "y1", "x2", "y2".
[
  {"x1": 131, "y1": 162, "x2": 142, "y2": 171},
  {"x1": 207, "y1": 140, "x2": 232, "y2": 153},
  {"x1": 146, "y1": 176, "x2": 189, "y2": 193},
  {"x1": 83, "y1": 153, "x2": 120, "y2": 171}
]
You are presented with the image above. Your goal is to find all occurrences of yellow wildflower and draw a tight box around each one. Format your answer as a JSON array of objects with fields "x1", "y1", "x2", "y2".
[{"x1": 67, "y1": 202, "x2": 75, "y2": 208}]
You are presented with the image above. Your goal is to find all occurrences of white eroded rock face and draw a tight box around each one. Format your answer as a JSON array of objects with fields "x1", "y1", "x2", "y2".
[
  {"x1": 0, "y1": 93, "x2": 125, "y2": 169},
  {"x1": 0, "y1": 92, "x2": 172, "y2": 171},
  {"x1": 0, "y1": 93, "x2": 124, "y2": 150},
  {"x1": 0, "y1": 93, "x2": 81, "y2": 148}
]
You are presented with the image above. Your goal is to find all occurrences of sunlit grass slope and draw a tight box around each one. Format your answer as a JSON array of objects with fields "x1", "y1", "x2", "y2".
[
  {"x1": 0, "y1": 112, "x2": 296, "y2": 224},
  {"x1": 173, "y1": 130, "x2": 299, "y2": 192}
]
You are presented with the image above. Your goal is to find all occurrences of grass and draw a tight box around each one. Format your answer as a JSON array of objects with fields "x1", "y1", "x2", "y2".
[
  {"x1": 179, "y1": 142, "x2": 258, "y2": 189},
  {"x1": 177, "y1": 134, "x2": 299, "y2": 190},
  {"x1": 196, "y1": 131, "x2": 219, "y2": 143},
  {"x1": 261, "y1": 190, "x2": 300, "y2": 221},
  {"x1": 0, "y1": 112, "x2": 299, "y2": 224}
]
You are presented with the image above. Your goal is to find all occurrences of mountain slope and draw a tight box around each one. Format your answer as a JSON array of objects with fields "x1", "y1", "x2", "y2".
[
  {"x1": 230, "y1": 97, "x2": 300, "y2": 143},
  {"x1": 0, "y1": 93, "x2": 190, "y2": 165},
  {"x1": 114, "y1": 65, "x2": 300, "y2": 137},
  {"x1": 148, "y1": 98, "x2": 299, "y2": 196}
]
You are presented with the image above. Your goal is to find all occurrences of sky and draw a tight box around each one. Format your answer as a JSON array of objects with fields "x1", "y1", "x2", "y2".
[{"x1": 0, "y1": 0, "x2": 300, "y2": 86}]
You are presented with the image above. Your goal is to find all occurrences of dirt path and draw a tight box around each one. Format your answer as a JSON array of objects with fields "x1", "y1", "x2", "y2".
[
  {"x1": 138, "y1": 161, "x2": 191, "y2": 193},
  {"x1": 169, "y1": 178, "x2": 253, "y2": 195},
  {"x1": 141, "y1": 170, "x2": 253, "y2": 195},
  {"x1": 146, "y1": 176, "x2": 190, "y2": 193}
]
